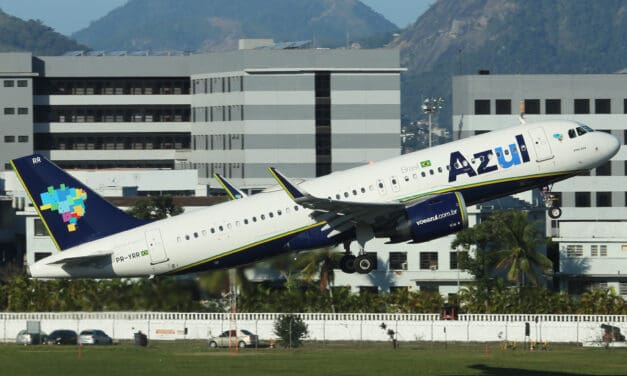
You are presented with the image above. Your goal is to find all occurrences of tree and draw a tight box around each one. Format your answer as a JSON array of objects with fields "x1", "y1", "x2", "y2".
[
  {"x1": 126, "y1": 196, "x2": 184, "y2": 220},
  {"x1": 490, "y1": 211, "x2": 552, "y2": 286},
  {"x1": 273, "y1": 314, "x2": 308, "y2": 348},
  {"x1": 453, "y1": 210, "x2": 552, "y2": 287}
]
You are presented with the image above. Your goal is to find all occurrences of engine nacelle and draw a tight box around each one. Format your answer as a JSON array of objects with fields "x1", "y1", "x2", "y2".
[{"x1": 390, "y1": 192, "x2": 468, "y2": 243}]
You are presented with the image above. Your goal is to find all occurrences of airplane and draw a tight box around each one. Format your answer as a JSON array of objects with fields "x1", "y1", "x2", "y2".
[{"x1": 11, "y1": 119, "x2": 620, "y2": 279}]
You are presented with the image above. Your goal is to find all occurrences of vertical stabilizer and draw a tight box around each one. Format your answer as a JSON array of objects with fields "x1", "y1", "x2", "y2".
[{"x1": 11, "y1": 154, "x2": 146, "y2": 250}]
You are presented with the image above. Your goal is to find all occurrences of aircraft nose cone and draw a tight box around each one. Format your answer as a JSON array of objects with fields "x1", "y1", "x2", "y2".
[{"x1": 605, "y1": 132, "x2": 621, "y2": 158}]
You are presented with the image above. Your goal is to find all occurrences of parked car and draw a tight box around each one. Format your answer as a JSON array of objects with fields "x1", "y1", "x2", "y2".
[
  {"x1": 46, "y1": 330, "x2": 78, "y2": 345},
  {"x1": 79, "y1": 329, "x2": 113, "y2": 345},
  {"x1": 16, "y1": 330, "x2": 46, "y2": 345},
  {"x1": 208, "y1": 329, "x2": 258, "y2": 348}
]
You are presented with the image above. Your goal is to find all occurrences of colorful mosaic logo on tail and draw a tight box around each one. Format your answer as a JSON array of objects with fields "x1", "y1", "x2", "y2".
[{"x1": 39, "y1": 184, "x2": 87, "y2": 232}]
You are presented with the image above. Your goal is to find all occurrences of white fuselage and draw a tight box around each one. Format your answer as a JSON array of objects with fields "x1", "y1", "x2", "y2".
[{"x1": 29, "y1": 120, "x2": 620, "y2": 278}]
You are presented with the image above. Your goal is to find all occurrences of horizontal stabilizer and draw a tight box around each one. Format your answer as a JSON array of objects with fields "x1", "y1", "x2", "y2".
[{"x1": 45, "y1": 249, "x2": 113, "y2": 265}]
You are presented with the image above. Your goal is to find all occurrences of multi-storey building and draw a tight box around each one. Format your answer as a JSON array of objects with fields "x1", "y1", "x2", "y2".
[
  {"x1": 0, "y1": 48, "x2": 402, "y2": 190},
  {"x1": 452, "y1": 73, "x2": 627, "y2": 297}
]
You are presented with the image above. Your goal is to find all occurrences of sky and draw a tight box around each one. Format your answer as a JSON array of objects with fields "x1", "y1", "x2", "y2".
[{"x1": 0, "y1": 0, "x2": 431, "y2": 36}]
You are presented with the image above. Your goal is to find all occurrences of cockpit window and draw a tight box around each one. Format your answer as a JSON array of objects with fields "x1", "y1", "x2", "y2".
[
  {"x1": 568, "y1": 129, "x2": 577, "y2": 138},
  {"x1": 576, "y1": 127, "x2": 587, "y2": 136},
  {"x1": 581, "y1": 125, "x2": 594, "y2": 133}
]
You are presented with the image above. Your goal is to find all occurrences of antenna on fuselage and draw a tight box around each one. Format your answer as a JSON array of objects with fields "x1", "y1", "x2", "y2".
[{"x1": 519, "y1": 100, "x2": 527, "y2": 124}]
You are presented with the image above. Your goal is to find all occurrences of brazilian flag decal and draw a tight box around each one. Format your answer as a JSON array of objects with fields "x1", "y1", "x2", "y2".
[
  {"x1": 141, "y1": 250, "x2": 149, "y2": 256},
  {"x1": 420, "y1": 160, "x2": 432, "y2": 168}
]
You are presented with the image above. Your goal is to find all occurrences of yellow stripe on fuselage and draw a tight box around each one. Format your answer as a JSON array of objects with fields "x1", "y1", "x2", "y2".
[{"x1": 169, "y1": 221, "x2": 326, "y2": 274}]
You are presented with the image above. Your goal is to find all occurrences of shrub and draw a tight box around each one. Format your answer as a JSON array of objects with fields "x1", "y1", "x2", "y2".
[{"x1": 273, "y1": 314, "x2": 308, "y2": 348}]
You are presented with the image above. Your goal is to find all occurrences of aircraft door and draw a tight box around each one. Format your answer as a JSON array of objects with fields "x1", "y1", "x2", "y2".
[
  {"x1": 145, "y1": 229, "x2": 169, "y2": 265},
  {"x1": 527, "y1": 127, "x2": 554, "y2": 162}
]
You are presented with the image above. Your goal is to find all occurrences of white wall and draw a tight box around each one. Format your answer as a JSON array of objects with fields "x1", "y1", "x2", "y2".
[{"x1": 2, "y1": 312, "x2": 625, "y2": 344}]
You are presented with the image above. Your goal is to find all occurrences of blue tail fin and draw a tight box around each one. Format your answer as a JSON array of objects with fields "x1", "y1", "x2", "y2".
[{"x1": 11, "y1": 154, "x2": 146, "y2": 250}]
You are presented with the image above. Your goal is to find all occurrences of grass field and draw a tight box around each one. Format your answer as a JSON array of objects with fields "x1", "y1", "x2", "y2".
[{"x1": 1, "y1": 341, "x2": 626, "y2": 376}]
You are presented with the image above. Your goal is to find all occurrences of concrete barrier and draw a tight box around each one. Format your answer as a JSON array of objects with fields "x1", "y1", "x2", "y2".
[{"x1": 1, "y1": 312, "x2": 625, "y2": 344}]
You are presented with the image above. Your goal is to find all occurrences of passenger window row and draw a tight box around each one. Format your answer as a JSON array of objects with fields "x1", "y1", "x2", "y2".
[{"x1": 176, "y1": 205, "x2": 301, "y2": 242}]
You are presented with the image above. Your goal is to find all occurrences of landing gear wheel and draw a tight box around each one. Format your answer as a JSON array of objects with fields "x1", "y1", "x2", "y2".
[
  {"x1": 355, "y1": 254, "x2": 375, "y2": 274},
  {"x1": 340, "y1": 254, "x2": 356, "y2": 274},
  {"x1": 548, "y1": 207, "x2": 562, "y2": 219}
]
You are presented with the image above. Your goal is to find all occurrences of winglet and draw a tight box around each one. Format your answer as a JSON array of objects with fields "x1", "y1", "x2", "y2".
[
  {"x1": 267, "y1": 167, "x2": 306, "y2": 200},
  {"x1": 213, "y1": 173, "x2": 247, "y2": 200}
]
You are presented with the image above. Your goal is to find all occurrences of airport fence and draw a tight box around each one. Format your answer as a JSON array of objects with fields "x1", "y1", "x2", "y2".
[{"x1": 1, "y1": 312, "x2": 625, "y2": 344}]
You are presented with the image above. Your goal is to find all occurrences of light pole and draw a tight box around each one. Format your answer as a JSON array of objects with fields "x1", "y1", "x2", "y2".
[{"x1": 421, "y1": 97, "x2": 444, "y2": 148}]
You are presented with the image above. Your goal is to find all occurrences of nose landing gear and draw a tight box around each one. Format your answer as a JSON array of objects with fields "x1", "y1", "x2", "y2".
[{"x1": 541, "y1": 185, "x2": 562, "y2": 219}]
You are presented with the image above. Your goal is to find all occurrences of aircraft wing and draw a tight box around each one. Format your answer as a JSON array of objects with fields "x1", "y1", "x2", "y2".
[
  {"x1": 268, "y1": 167, "x2": 427, "y2": 237},
  {"x1": 213, "y1": 173, "x2": 247, "y2": 200}
]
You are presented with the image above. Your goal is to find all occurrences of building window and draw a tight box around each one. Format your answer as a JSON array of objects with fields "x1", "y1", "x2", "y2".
[
  {"x1": 595, "y1": 161, "x2": 611, "y2": 176},
  {"x1": 4, "y1": 135, "x2": 15, "y2": 143},
  {"x1": 3, "y1": 80, "x2": 14, "y2": 87},
  {"x1": 4, "y1": 107, "x2": 15, "y2": 115},
  {"x1": 450, "y1": 251, "x2": 466, "y2": 270},
  {"x1": 17, "y1": 135, "x2": 28, "y2": 143},
  {"x1": 474, "y1": 99, "x2": 490, "y2": 115},
  {"x1": 524, "y1": 99, "x2": 540, "y2": 114},
  {"x1": 551, "y1": 192, "x2": 562, "y2": 207},
  {"x1": 596, "y1": 191, "x2": 612, "y2": 207},
  {"x1": 34, "y1": 218, "x2": 48, "y2": 236},
  {"x1": 591, "y1": 245, "x2": 598, "y2": 257},
  {"x1": 17, "y1": 107, "x2": 28, "y2": 115},
  {"x1": 566, "y1": 245, "x2": 583, "y2": 257},
  {"x1": 495, "y1": 99, "x2": 511, "y2": 114},
  {"x1": 575, "y1": 192, "x2": 591, "y2": 207},
  {"x1": 17, "y1": 80, "x2": 27, "y2": 87},
  {"x1": 574, "y1": 99, "x2": 590, "y2": 114},
  {"x1": 389, "y1": 252, "x2": 407, "y2": 270},
  {"x1": 595, "y1": 99, "x2": 611, "y2": 114},
  {"x1": 600, "y1": 245, "x2": 608, "y2": 256},
  {"x1": 545, "y1": 99, "x2": 561, "y2": 114},
  {"x1": 420, "y1": 252, "x2": 438, "y2": 270},
  {"x1": 624, "y1": 99, "x2": 627, "y2": 114}
]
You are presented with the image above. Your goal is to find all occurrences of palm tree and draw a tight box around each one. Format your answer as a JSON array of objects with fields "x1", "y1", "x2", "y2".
[
  {"x1": 490, "y1": 211, "x2": 552, "y2": 286},
  {"x1": 292, "y1": 247, "x2": 343, "y2": 293}
]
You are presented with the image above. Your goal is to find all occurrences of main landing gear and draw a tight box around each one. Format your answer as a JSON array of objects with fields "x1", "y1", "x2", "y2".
[
  {"x1": 541, "y1": 185, "x2": 562, "y2": 219},
  {"x1": 339, "y1": 225, "x2": 376, "y2": 274}
]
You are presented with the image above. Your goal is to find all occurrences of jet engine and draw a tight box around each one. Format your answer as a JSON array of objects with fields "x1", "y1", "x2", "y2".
[{"x1": 389, "y1": 192, "x2": 468, "y2": 243}]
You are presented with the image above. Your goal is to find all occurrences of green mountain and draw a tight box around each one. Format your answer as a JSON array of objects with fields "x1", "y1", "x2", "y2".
[
  {"x1": 73, "y1": 0, "x2": 398, "y2": 51},
  {"x1": 392, "y1": 0, "x2": 627, "y2": 128},
  {"x1": 0, "y1": 9, "x2": 87, "y2": 55}
]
